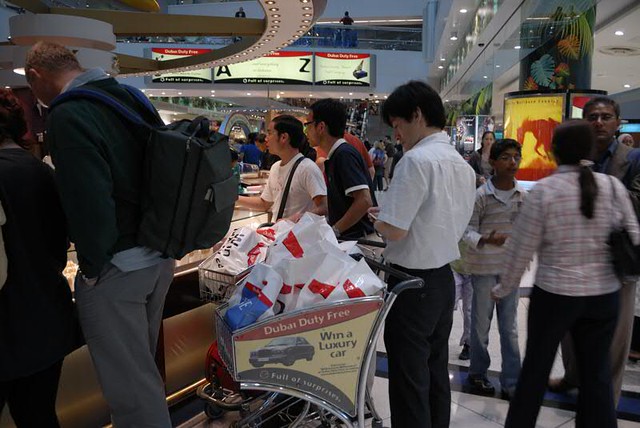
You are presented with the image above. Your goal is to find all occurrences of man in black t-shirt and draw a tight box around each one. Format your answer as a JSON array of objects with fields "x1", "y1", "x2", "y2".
[{"x1": 305, "y1": 98, "x2": 376, "y2": 239}]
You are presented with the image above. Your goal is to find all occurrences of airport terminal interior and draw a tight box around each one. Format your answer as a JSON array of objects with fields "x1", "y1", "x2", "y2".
[{"x1": 2, "y1": 0, "x2": 640, "y2": 427}]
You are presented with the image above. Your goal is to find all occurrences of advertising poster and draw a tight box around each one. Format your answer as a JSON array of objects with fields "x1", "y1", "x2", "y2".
[
  {"x1": 226, "y1": 299, "x2": 382, "y2": 416},
  {"x1": 151, "y1": 48, "x2": 212, "y2": 83},
  {"x1": 214, "y1": 51, "x2": 314, "y2": 85},
  {"x1": 455, "y1": 116, "x2": 476, "y2": 154},
  {"x1": 504, "y1": 94, "x2": 564, "y2": 181},
  {"x1": 315, "y1": 53, "x2": 371, "y2": 86}
]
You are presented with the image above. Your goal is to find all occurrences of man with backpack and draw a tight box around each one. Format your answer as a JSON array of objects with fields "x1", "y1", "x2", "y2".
[
  {"x1": 236, "y1": 115, "x2": 327, "y2": 222},
  {"x1": 25, "y1": 41, "x2": 174, "y2": 427},
  {"x1": 370, "y1": 141, "x2": 387, "y2": 192}
]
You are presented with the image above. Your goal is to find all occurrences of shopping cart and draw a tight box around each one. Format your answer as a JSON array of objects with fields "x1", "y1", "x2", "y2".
[{"x1": 197, "y1": 247, "x2": 422, "y2": 427}]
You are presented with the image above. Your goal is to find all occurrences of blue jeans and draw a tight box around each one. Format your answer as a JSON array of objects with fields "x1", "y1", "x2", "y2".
[{"x1": 469, "y1": 274, "x2": 521, "y2": 390}]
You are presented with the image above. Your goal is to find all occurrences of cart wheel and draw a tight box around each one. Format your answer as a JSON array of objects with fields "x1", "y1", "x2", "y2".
[
  {"x1": 204, "y1": 402, "x2": 224, "y2": 420},
  {"x1": 371, "y1": 418, "x2": 384, "y2": 428}
]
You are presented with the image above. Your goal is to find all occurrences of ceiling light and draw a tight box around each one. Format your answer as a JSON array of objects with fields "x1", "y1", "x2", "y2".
[
  {"x1": 280, "y1": 91, "x2": 285, "y2": 94},
  {"x1": 450, "y1": 32, "x2": 458, "y2": 41},
  {"x1": 459, "y1": 8, "x2": 468, "y2": 13},
  {"x1": 303, "y1": 13, "x2": 312, "y2": 17},
  {"x1": 178, "y1": 92, "x2": 182, "y2": 95},
  {"x1": 624, "y1": 84, "x2": 631, "y2": 88},
  {"x1": 302, "y1": 6, "x2": 312, "y2": 10},
  {"x1": 199, "y1": 96, "x2": 202, "y2": 99},
  {"x1": 266, "y1": 0, "x2": 275, "y2": 3},
  {"x1": 615, "y1": 30, "x2": 624, "y2": 36},
  {"x1": 273, "y1": 20, "x2": 280, "y2": 24},
  {"x1": 276, "y1": 94, "x2": 280, "y2": 99},
  {"x1": 148, "y1": 94, "x2": 153, "y2": 97},
  {"x1": 297, "y1": 30, "x2": 305, "y2": 34},
  {"x1": 247, "y1": 92, "x2": 251, "y2": 96},
  {"x1": 4, "y1": 86, "x2": 9, "y2": 89},
  {"x1": 438, "y1": 65, "x2": 444, "y2": 69},
  {"x1": 141, "y1": 89, "x2": 145, "y2": 92},
  {"x1": 302, "y1": 20, "x2": 310, "y2": 23},
  {"x1": 496, "y1": 64, "x2": 501, "y2": 68},
  {"x1": 349, "y1": 92, "x2": 353, "y2": 96},
  {"x1": 440, "y1": 58, "x2": 446, "y2": 61},
  {"x1": 384, "y1": 95, "x2": 388, "y2": 99},
  {"x1": 268, "y1": 7, "x2": 278, "y2": 12},
  {"x1": 271, "y1": 25, "x2": 279, "y2": 29},
  {"x1": 300, "y1": 0, "x2": 310, "y2": 2},
  {"x1": 270, "y1": 30, "x2": 277, "y2": 33},
  {"x1": 272, "y1": 14, "x2": 280, "y2": 18},
  {"x1": 161, "y1": 92, "x2": 166, "y2": 95},
  {"x1": 514, "y1": 45, "x2": 521, "y2": 49},
  {"x1": 483, "y1": 75, "x2": 488, "y2": 79},
  {"x1": 309, "y1": 94, "x2": 313, "y2": 97},
  {"x1": 445, "y1": 99, "x2": 449, "y2": 102},
  {"x1": 374, "y1": 95, "x2": 378, "y2": 98}
]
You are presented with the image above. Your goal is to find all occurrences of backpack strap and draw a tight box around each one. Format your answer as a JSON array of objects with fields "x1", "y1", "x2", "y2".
[
  {"x1": 275, "y1": 156, "x2": 305, "y2": 221},
  {"x1": 49, "y1": 85, "x2": 163, "y2": 128}
]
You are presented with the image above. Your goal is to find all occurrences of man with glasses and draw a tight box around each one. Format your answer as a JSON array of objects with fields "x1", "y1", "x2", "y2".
[
  {"x1": 305, "y1": 99, "x2": 376, "y2": 239},
  {"x1": 550, "y1": 96, "x2": 640, "y2": 405}
]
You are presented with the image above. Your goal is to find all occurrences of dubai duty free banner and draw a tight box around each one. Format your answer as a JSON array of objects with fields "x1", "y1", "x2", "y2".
[
  {"x1": 314, "y1": 52, "x2": 372, "y2": 87},
  {"x1": 231, "y1": 299, "x2": 382, "y2": 416},
  {"x1": 151, "y1": 48, "x2": 213, "y2": 83}
]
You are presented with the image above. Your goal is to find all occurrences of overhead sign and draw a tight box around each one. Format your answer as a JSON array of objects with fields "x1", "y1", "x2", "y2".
[
  {"x1": 214, "y1": 51, "x2": 314, "y2": 85},
  {"x1": 151, "y1": 48, "x2": 213, "y2": 83},
  {"x1": 315, "y1": 53, "x2": 371, "y2": 87}
]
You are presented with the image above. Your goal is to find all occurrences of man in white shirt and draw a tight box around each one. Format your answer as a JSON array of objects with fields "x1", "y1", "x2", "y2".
[
  {"x1": 368, "y1": 81, "x2": 476, "y2": 428},
  {"x1": 236, "y1": 115, "x2": 327, "y2": 221}
]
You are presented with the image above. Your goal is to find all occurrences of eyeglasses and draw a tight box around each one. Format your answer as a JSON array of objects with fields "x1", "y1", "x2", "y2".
[
  {"x1": 497, "y1": 154, "x2": 522, "y2": 162},
  {"x1": 303, "y1": 120, "x2": 316, "y2": 128},
  {"x1": 586, "y1": 113, "x2": 617, "y2": 123}
]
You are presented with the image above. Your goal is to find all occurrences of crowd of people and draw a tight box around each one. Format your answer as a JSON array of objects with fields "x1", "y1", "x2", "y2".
[{"x1": 1, "y1": 41, "x2": 640, "y2": 428}]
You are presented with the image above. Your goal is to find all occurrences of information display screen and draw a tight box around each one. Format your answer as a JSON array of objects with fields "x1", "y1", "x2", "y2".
[{"x1": 314, "y1": 53, "x2": 371, "y2": 86}]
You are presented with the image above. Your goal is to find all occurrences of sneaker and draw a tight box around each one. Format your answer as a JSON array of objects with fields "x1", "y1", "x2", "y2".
[
  {"x1": 458, "y1": 344, "x2": 470, "y2": 361},
  {"x1": 467, "y1": 375, "x2": 495, "y2": 395}
]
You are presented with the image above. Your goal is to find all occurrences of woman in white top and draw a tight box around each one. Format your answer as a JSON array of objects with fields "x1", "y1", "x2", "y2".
[{"x1": 493, "y1": 120, "x2": 640, "y2": 428}]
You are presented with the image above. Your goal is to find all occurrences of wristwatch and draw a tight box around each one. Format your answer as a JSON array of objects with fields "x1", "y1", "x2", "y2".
[{"x1": 332, "y1": 225, "x2": 341, "y2": 238}]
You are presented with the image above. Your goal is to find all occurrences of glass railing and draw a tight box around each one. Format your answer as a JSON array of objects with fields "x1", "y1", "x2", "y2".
[{"x1": 116, "y1": 24, "x2": 422, "y2": 51}]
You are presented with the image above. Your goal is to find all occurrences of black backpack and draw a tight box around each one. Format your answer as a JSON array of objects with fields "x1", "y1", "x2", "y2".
[{"x1": 49, "y1": 85, "x2": 238, "y2": 259}]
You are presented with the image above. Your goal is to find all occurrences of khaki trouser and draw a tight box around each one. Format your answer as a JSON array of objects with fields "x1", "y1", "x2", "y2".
[{"x1": 559, "y1": 279, "x2": 637, "y2": 405}]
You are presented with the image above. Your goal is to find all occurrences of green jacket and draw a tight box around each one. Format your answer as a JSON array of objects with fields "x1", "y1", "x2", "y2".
[{"x1": 47, "y1": 77, "x2": 156, "y2": 277}]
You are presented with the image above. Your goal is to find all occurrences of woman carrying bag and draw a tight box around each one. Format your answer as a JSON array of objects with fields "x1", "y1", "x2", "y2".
[{"x1": 493, "y1": 120, "x2": 640, "y2": 428}]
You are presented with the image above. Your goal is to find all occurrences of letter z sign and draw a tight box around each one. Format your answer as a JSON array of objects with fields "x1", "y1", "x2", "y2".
[{"x1": 214, "y1": 51, "x2": 314, "y2": 85}]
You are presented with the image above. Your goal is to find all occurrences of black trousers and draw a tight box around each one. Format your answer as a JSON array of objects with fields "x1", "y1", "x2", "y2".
[
  {"x1": 505, "y1": 286, "x2": 619, "y2": 428},
  {"x1": 0, "y1": 359, "x2": 64, "y2": 428},
  {"x1": 384, "y1": 263, "x2": 454, "y2": 428}
]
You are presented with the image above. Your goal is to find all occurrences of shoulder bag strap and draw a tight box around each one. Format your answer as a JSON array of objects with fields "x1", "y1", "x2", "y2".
[{"x1": 276, "y1": 156, "x2": 305, "y2": 221}]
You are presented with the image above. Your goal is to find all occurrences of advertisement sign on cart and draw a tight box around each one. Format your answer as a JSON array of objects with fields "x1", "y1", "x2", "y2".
[
  {"x1": 217, "y1": 298, "x2": 382, "y2": 416},
  {"x1": 151, "y1": 48, "x2": 213, "y2": 83}
]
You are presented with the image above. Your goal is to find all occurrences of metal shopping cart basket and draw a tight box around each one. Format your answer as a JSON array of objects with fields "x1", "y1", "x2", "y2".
[{"x1": 197, "y1": 252, "x2": 423, "y2": 427}]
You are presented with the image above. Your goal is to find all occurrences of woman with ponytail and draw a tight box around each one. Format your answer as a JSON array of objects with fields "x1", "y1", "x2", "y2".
[{"x1": 492, "y1": 120, "x2": 640, "y2": 428}]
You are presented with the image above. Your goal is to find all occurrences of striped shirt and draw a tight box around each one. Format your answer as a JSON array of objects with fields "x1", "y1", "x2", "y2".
[
  {"x1": 463, "y1": 178, "x2": 527, "y2": 275},
  {"x1": 494, "y1": 166, "x2": 640, "y2": 298}
]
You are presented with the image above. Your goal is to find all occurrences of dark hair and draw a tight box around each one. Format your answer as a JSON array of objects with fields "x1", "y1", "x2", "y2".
[
  {"x1": 309, "y1": 99, "x2": 347, "y2": 138},
  {"x1": 552, "y1": 120, "x2": 598, "y2": 219},
  {"x1": 0, "y1": 89, "x2": 28, "y2": 147},
  {"x1": 247, "y1": 132, "x2": 258, "y2": 145},
  {"x1": 583, "y1": 96, "x2": 620, "y2": 119},
  {"x1": 480, "y1": 131, "x2": 496, "y2": 151},
  {"x1": 257, "y1": 133, "x2": 266, "y2": 143},
  {"x1": 382, "y1": 81, "x2": 446, "y2": 129},
  {"x1": 272, "y1": 114, "x2": 305, "y2": 149},
  {"x1": 230, "y1": 148, "x2": 239, "y2": 162},
  {"x1": 489, "y1": 138, "x2": 521, "y2": 160}
]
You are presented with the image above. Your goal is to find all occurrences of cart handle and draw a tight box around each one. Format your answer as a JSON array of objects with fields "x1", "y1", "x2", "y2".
[
  {"x1": 355, "y1": 238, "x2": 386, "y2": 248},
  {"x1": 359, "y1": 255, "x2": 424, "y2": 295}
]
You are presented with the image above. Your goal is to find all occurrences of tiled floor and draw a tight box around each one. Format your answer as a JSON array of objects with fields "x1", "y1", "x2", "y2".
[{"x1": 182, "y1": 295, "x2": 640, "y2": 427}]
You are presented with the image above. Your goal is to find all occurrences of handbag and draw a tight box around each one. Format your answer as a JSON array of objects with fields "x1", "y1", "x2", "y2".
[{"x1": 607, "y1": 176, "x2": 640, "y2": 277}]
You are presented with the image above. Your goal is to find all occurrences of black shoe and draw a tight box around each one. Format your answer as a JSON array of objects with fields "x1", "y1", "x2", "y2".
[
  {"x1": 467, "y1": 375, "x2": 495, "y2": 395},
  {"x1": 458, "y1": 344, "x2": 470, "y2": 360},
  {"x1": 501, "y1": 388, "x2": 515, "y2": 400}
]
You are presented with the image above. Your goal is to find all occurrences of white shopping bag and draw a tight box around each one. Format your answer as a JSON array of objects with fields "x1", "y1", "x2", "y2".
[
  {"x1": 329, "y1": 257, "x2": 385, "y2": 300},
  {"x1": 211, "y1": 227, "x2": 270, "y2": 274},
  {"x1": 224, "y1": 263, "x2": 284, "y2": 330},
  {"x1": 266, "y1": 213, "x2": 338, "y2": 264},
  {"x1": 255, "y1": 220, "x2": 295, "y2": 243},
  {"x1": 271, "y1": 257, "x2": 316, "y2": 314}
]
